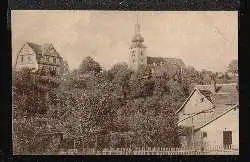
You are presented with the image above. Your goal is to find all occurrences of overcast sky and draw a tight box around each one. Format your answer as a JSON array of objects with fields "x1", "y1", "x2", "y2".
[{"x1": 11, "y1": 11, "x2": 237, "y2": 72}]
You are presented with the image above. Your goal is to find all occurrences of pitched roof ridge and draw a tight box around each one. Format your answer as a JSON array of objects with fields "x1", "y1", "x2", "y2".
[
  {"x1": 175, "y1": 89, "x2": 197, "y2": 114},
  {"x1": 26, "y1": 41, "x2": 41, "y2": 46},
  {"x1": 195, "y1": 103, "x2": 239, "y2": 131},
  {"x1": 26, "y1": 42, "x2": 42, "y2": 56},
  {"x1": 177, "y1": 107, "x2": 215, "y2": 124}
]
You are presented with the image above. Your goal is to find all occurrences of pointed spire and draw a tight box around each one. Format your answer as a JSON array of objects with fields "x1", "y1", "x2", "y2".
[{"x1": 135, "y1": 13, "x2": 140, "y2": 35}]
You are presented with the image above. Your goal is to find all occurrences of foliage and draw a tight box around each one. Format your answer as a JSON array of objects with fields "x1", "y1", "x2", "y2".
[
  {"x1": 13, "y1": 117, "x2": 63, "y2": 154},
  {"x1": 13, "y1": 58, "x2": 237, "y2": 151},
  {"x1": 227, "y1": 59, "x2": 238, "y2": 75},
  {"x1": 79, "y1": 56, "x2": 102, "y2": 74}
]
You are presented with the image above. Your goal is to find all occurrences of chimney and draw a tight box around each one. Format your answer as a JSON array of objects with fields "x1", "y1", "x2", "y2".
[{"x1": 210, "y1": 75, "x2": 216, "y2": 93}]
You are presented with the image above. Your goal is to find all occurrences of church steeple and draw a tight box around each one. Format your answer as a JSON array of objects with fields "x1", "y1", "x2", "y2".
[
  {"x1": 135, "y1": 15, "x2": 140, "y2": 35},
  {"x1": 129, "y1": 13, "x2": 147, "y2": 71},
  {"x1": 131, "y1": 14, "x2": 144, "y2": 44}
]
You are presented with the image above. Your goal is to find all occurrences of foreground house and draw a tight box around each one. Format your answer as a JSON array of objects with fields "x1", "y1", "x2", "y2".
[{"x1": 176, "y1": 80, "x2": 239, "y2": 150}]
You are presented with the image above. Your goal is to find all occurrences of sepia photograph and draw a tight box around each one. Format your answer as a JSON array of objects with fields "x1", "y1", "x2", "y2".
[{"x1": 11, "y1": 10, "x2": 238, "y2": 155}]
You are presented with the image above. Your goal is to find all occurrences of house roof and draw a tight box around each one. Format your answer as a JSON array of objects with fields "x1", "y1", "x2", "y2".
[
  {"x1": 25, "y1": 42, "x2": 63, "y2": 63},
  {"x1": 177, "y1": 104, "x2": 238, "y2": 131},
  {"x1": 195, "y1": 104, "x2": 239, "y2": 131},
  {"x1": 27, "y1": 42, "x2": 42, "y2": 55},
  {"x1": 176, "y1": 82, "x2": 238, "y2": 131},
  {"x1": 195, "y1": 83, "x2": 238, "y2": 94},
  {"x1": 199, "y1": 90, "x2": 213, "y2": 102},
  {"x1": 213, "y1": 93, "x2": 238, "y2": 105},
  {"x1": 176, "y1": 83, "x2": 238, "y2": 114},
  {"x1": 176, "y1": 89, "x2": 197, "y2": 114}
]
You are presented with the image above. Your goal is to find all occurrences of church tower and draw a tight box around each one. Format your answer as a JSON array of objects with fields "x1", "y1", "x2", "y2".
[{"x1": 129, "y1": 15, "x2": 147, "y2": 71}]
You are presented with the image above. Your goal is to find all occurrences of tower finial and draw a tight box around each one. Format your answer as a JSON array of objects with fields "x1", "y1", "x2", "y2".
[
  {"x1": 135, "y1": 12, "x2": 140, "y2": 35},
  {"x1": 136, "y1": 13, "x2": 139, "y2": 25}
]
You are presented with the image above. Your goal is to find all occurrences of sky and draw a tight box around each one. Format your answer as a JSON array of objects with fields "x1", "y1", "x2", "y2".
[{"x1": 11, "y1": 11, "x2": 238, "y2": 72}]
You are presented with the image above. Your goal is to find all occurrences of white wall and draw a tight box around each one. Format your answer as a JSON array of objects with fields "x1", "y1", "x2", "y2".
[
  {"x1": 178, "y1": 90, "x2": 213, "y2": 126},
  {"x1": 200, "y1": 108, "x2": 239, "y2": 146},
  {"x1": 183, "y1": 90, "x2": 213, "y2": 114},
  {"x1": 15, "y1": 44, "x2": 38, "y2": 71}
]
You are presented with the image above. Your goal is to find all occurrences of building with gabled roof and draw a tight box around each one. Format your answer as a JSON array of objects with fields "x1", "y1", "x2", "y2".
[
  {"x1": 176, "y1": 79, "x2": 239, "y2": 151},
  {"x1": 14, "y1": 42, "x2": 69, "y2": 77}
]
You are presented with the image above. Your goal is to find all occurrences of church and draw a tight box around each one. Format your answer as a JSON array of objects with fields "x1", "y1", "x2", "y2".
[
  {"x1": 128, "y1": 17, "x2": 147, "y2": 71},
  {"x1": 128, "y1": 16, "x2": 185, "y2": 72}
]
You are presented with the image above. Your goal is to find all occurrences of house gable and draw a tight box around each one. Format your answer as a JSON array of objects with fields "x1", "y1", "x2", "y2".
[
  {"x1": 15, "y1": 43, "x2": 39, "y2": 71},
  {"x1": 177, "y1": 89, "x2": 213, "y2": 113}
]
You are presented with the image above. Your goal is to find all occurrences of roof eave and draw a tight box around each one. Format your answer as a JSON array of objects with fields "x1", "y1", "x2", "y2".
[{"x1": 194, "y1": 103, "x2": 239, "y2": 131}]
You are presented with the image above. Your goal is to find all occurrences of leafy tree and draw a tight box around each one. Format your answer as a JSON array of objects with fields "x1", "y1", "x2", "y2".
[
  {"x1": 79, "y1": 56, "x2": 102, "y2": 74},
  {"x1": 227, "y1": 59, "x2": 238, "y2": 75},
  {"x1": 15, "y1": 56, "x2": 235, "y2": 150}
]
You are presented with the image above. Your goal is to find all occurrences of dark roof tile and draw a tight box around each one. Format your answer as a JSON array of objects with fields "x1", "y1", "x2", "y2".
[{"x1": 27, "y1": 42, "x2": 42, "y2": 55}]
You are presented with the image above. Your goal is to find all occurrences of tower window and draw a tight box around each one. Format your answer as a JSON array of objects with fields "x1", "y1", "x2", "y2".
[
  {"x1": 133, "y1": 60, "x2": 135, "y2": 63},
  {"x1": 132, "y1": 50, "x2": 135, "y2": 57},
  {"x1": 141, "y1": 51, "x2": 143, "y2": 56},
  {"x1": 141, "y1": 59, "x2": 144, "y2": 63}
]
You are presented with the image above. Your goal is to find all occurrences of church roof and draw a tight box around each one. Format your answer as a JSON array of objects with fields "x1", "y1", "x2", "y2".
[{"x1": 147, "y1": 57, "x2": 185, "y2": 67}]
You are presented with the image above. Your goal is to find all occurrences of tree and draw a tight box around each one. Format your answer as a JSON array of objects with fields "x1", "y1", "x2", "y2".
[
  {"x1": 78, "y1": 56, "x2": 102, "y2": 74},
  {"x1": 227, "y1": 59, "x2": 238, "y2": 75},
  {"x1": 108, "y1": 63, "x2": 133, "y2": 100}
]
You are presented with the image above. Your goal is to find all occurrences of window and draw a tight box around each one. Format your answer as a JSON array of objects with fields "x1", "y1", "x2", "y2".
[
  {"x1": 53, "y1": 57, "x2": 57, "y2": 64},
  {"x1": 27, "y1": 56, "x2": 31, "y2": 61},
  {"x1": 223, "y1": 131, "x2": 232, "y2": 147},
  {"x1": 20, "y1": 56, "x2": 24, "y2": 62},
  {"x1": 46, "y1": 56, "x2": 50, "y2": 62},
  {"x1": 133, "y1": 60, "x2": 135, "y2": 63},
  {"x1": 202, "y1": 132, "x2": 207, "y2": 138},
  {"x1": 200, "y1": 97, "x2": 204, "y2": 102},
  {"x1": 141, "y1": 51, "x2": 143, "y2": 56},
  {"x1": 141, "y1": 59, "x2": 144, "y2": 63},
  {"x1": 132, "y1": 51, "x2": 135, "y2": 57}
]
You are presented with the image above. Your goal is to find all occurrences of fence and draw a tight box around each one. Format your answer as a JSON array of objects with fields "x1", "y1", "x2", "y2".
[{"x1": 58, "y1": 145, "x2": 239, "y2": 155}]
